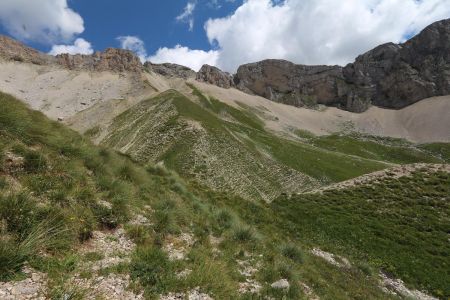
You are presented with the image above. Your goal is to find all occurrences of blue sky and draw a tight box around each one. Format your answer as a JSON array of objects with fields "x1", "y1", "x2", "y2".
[
  {"x1": 0, "y1": 0, "x2": 449, "y2": 72},
  {"x1": 0, "y1": 0, "x2": 242, "y2": 55}
]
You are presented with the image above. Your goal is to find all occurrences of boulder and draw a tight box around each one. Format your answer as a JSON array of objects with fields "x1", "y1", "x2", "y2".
[{"x1": 271, "y1": 279, "x2": 290, "y2": 289}]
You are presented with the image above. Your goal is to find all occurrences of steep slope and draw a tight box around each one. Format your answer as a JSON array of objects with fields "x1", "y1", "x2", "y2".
[
  {"x1": 98, "y1": 86, "x2": 447, "y2": 202},
  {"x1": 201, "y1": 18, "x2": 450, "y2": 112},
  {"x1": 1, "y1": 91, "x2": 409, "y2": 300},
  {"x1": 272, "y1": 165, "x2": 450, "y2": 298}
]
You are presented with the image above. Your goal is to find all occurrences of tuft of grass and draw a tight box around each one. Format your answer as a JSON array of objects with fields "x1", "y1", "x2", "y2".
[
  {"x1": 232, "y1": 225, "x2": 255, "y2": 242},
  {"x1": 24, "y1": 151, "x2": 47, "y2": 172},
  {"x1": 130, "y1": 246, "x2": 174, "y2": 295},
  {"x1": 281, "y1": 244, "x2": 304, "y2": 263}
]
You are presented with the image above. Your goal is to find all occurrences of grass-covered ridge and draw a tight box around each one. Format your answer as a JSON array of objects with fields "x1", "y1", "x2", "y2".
[
  {"x1": 271, "y1": 167, "x2": 450, "y2": 298},
  {"x1": 101, "y1": 86, "x2": 448, "y2": 201}
]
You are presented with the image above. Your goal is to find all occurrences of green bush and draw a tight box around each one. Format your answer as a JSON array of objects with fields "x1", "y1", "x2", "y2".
[{"x1": 130, "y1": 246, "x2": 173, "y2": 294}]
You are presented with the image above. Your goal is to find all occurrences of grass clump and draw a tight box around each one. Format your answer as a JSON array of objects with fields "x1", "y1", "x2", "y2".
[
  {"x1": 232, "y1": 225, "x2": 256, "y2": 242},
  {"x1": 130, "y1": 246, "x2": 174, "y2": 295},
  {"x1": 281, "y1": 244, "x2": 304, "y2": 263}
]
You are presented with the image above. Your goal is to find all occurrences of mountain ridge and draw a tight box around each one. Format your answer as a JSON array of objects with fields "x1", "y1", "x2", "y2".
[{"x1": 0, "y1": 18, "x2": 449, "y2": 112}]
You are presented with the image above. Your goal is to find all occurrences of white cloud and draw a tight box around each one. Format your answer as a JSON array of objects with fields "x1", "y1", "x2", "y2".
[
  {"x1": 117, "y1": 36, "x2": 148, "y2": 62},
  {"x1": 0, "y1": 0, "x2": 84, "y2": 44},
  {"x1": 116, "y1": 36, "x2": 218, "y2": 71},
  {"x1": 149, "y1": 45, "x2": 219, "y2": 71},
  {"x1": 177, "y1": 1, "x2": 197, "y2": 31},
  {"x1": 205, "y1": 0, "x2": 450, "y2": 72},
  {"x1": 48, "y1": 38, "x2": 93, "y2": 55}
]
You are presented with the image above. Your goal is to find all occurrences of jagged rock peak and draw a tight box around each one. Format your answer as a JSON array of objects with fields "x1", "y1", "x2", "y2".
[
  {"x1": 144, "y1": 62, "x2": 196, "y2": 79},
  {"x1": 56, "y1": 48, "x2": 143, "y2": 73},
  {"x1": 196, "y1": 64, "x2": 234, "y2": 88}
]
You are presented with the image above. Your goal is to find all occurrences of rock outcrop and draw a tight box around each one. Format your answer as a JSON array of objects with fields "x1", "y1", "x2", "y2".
[
  {"x1": 144, "y1": 62, "x2": 196, "y2": 79},
  {"x1": 231, "y1": 18, "x2": 450, "y2": 112},
  {"x1": 0, "y1": 35, "x2": 143, "y2": 73},
  {"x1": 196, "y1": 64, "x2": 234, "y2": 88},
  {"x1": 0, "y1": 35, "x2": 53, "y2": 65},
  {"x1": 56, "y1": 48, "x2": 143, "y2": 73},
  {"x1": 234, "y1": 60, "x2": 348, "y2": 108},
  {"x1": 343, "y1": 18, "x2": 450, "y2": 109}
]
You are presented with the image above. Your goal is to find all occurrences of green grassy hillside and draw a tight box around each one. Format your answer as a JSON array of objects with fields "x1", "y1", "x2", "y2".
[
  {"x1": 0, "y1": 91, "x2": 401, "y2": 299},
  {"x1": 100, "y1": 86, "x2": 446, "y2": 202},
  {"x1": 1, "y1": 90, "x2": 449, "y2": 299}
]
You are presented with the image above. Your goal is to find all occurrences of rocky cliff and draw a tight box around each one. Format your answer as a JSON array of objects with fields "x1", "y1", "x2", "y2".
[
  {"x1": 143, "y1": 62, "x2": 196, "y2": 79},
  {"x1": 0, "y1": 35, "x2": 53, "y2": 65},
  {"x1": 218, "y1": 18, "x2": 450, "y2": 112},
  {"x1": 56, "y1": 48, "x2": 143, "y2": 73},
  {"x1": 234, "y1": 60, "x2": 348, "y2": 108},
  {"x1": 0, "y1": 35, "x2": 143, "y2": 73},
  {"x1": 343, "y1": 18, "x2": 450, "y2": 109},
  {"x1": 196, "y1": 64, "x2": 234, "y2": 88}
]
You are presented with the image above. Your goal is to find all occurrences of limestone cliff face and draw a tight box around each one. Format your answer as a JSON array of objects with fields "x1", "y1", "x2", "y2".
[
  {"x1": 343, "y1": 18, "x2": 450, "y2": 109},
  {"x1": 55, "y1": 48, "x2": 143, "y2": 73},
  {"x1": 144, "y1": 62, "x2": 196, "y2": 79},
  {"x1": 229, "y1": 19, "x2": 450, "y2": 112},
  {"x1": 234, "y1": 60, "x2": 348, "y2": 109},
  {"x1": 0, "y1": 36, "x2": 143, "y2": 73},
  {"x1": 0, "y1": 35, "x2": 53, "y2": 65}
]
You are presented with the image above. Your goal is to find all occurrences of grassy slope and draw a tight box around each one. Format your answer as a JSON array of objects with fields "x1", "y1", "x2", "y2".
[
  {"x1": 1, "y1": 91, "x2": 400, "y2": 299},
  {"x1": 271, "y1": 169, "x2": 450, "y2": 298},
  {"x1": 100, "y1": 87, "x2": 450, "y2": 201},
  {"x1": 2, "y1": 91, "x2": 449, "y2": 299}
]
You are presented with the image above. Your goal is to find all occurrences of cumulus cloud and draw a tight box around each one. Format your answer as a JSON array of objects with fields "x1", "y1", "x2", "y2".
[
  {"x1": 0, "y1": 0, "x2": 84, "y2": 44},
  {"x1": 149, "y1": 45, "x2": 219, "y2": 71},
  {"x1": 116, "y1": 35, "x2": 218, "y2": 71},
  {"x1": 48, "y1": 38, "x2": 93, "y2": 55},
  {"x1": 117, "y1": 36, "x2": 148, "y2": 62},
  {"x1": 177, "y1": 1, "x2": 197, "y2": 31},
  {"x1": 205, "y1": 0, "x2": 450, "y2": 72}
]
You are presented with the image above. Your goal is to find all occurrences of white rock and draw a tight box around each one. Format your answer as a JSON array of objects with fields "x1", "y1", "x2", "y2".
[{"x1": 271, "y1": 279, "x2": 290, "y2": 289}]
